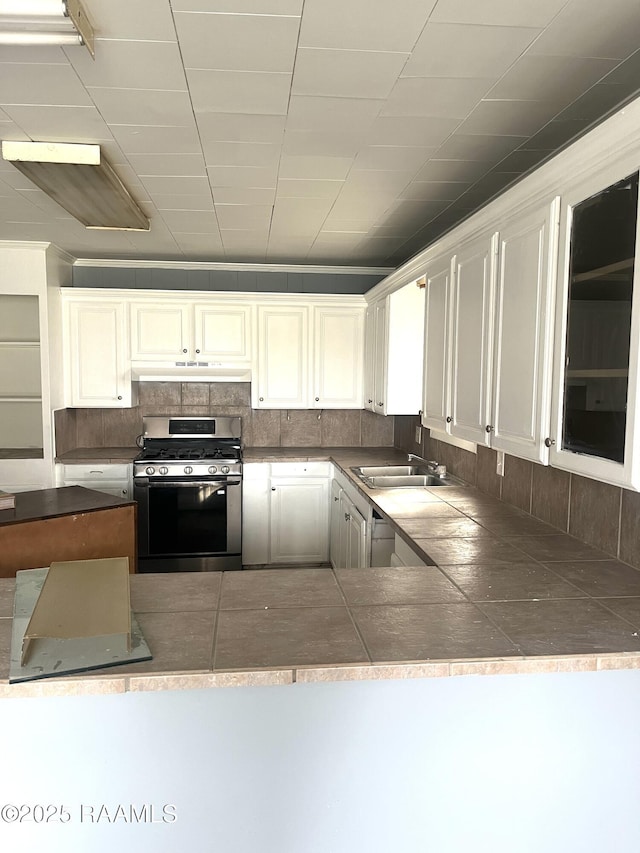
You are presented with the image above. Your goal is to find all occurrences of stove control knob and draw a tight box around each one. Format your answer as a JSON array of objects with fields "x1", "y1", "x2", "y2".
[
  {"x1": 184, "y1": 466, "x2": 193, "y2": 475},
  {"x1": 208, "y1": 465, "x2": 218, "y2": 474},
  {"x1": 221, "y1": 465, "x2": 230, "y2": 475},
  {"x1": 145, "y1": 466, "x2": 155, "y2": 475},
  {"x1": 159, "y1": 466, "x2": 168, "y2": 475}
]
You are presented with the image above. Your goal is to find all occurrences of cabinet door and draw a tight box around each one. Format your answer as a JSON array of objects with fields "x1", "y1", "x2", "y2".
[
  {"x1": 269, "y1": 478, "x2": 329, "y2": 563},
  {"x1": 342, "y1": 493, "x2": 367, "y2": 569},
  {"x1": 130, "y1": 303, "x2": 190, "y2": 361},
  {"x1": 312, "y1": 306, "x2": 364, "y2": 408},
  {"x1": 450, "y1": 234, "x2": 496, "y2": 444},
  {"x1": 373, "y1": 299, "x2": 387, "y2": 413},
  {"x1": 195, "y1": 303, "x2": 252, "y2": 362},
  {"x1": 242, "y1": 463, "x2": 271, "y2": 565},
  {"x1": 329, "y1": 478, "x2": 344, "y2": 568},
  {"x1": 363, "y1": 304, "x2": 377, "y2": 412},
  {"x1": 255, "y1": 306, "x2": 308, "y2": 408},
  {"x1": 385, "y1": 281, "x2": 425, "y2": 415},
  {"x1": 422, "y1": 255, "x2": 453, "y2": 432},
  {"x1": 550, "y1": 168, "x2": 640, "y2": 488},
  {"x1": 491, "y1": 200, "x2": 559, "y2": 463},
  {"x1": 66, "y1": 301, "x2": 131, "y2": 407}
]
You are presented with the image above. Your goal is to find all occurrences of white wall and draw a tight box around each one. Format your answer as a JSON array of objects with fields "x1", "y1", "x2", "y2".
[{"x1": 1, "y1": 670, "x2": 640, "y2": 852}]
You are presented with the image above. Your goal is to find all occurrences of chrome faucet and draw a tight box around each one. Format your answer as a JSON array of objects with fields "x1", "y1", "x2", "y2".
[{"x1": 408, "y1": 453, "x2": 447, "y2": 477}]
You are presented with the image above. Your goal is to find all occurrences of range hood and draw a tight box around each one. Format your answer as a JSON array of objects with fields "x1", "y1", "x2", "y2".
[{"x1": 131, "y1": 362, "x2": 252, "y2": 383}]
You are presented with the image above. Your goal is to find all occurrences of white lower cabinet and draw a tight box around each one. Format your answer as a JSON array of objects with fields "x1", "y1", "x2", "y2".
[
  {"x1": 329, "y1": 480, "x2": 367, "y2": 569},
  {"x1": 242, "y1": 462, "x2": 330, "y2": 566},
  {"x1": 57, "y1": 463, "x2": 132, "y2": 499}
]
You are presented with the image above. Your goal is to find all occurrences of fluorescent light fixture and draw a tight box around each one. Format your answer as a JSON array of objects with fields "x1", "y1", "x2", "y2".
[
  {"x1": 0, "y1": 0, "x2": 94, "y2": 56},
  {"x1": 2, "y1": 141, "x2": 150, "y2": 231}
]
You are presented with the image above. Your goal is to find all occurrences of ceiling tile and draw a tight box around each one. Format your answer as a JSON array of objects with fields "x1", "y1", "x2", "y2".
[
  {"x1": 279, "y1": 155, "x2": 354, "y2": 180},
  {"x1": 176, "y1": 12, "x2": 299, "y2": 72},
  {"x1": 140, "y1": 176, "x2": 212, "y2": 195},
  {"x1": 435, "y1": 133, "x2": 526, "y2": 161},
  {"x1": 160, "y1": 210, "x2": 221, "y2": 232},
  {"x1": 487, "y1": 55, "x2": 619, "y2": 104},
  {"x1": 493, "y1": 149, "x2": 553, "y2": 173},
  {"x1": 187, "y1": 69, "x2": 291, "y2": 114},
  {"x1": 68, "y1": 41, "x2": 187, "y2": 90},
  {"x1": 414, "y1": 159, "x2": 490, "y2": 182},
  {"x1": 286, "y1": 95, "x2": 384, "y2": 132},
  {"x1": 366, "y1": 116, "x2": 461, "y2": 147},
  {"x1": 277, "y1": 179, "x2": 343, "y2": 199},
  {"x1": 215, "y1": 204, "x2": 274, "y2": 229},
  {"x1": 398, "y1": 181, "x2": 472, "y2": 201},
  {"x1": 0, "y1": 45, "x2": 69, "y2": 64},
  {"x1": 299, "y1": 0, "x2": 437, "y2": 51},
  {"x1": 457, "y1": 99, "x2": 561, "y2": 136},
  {"x1": 83, "y1": 0, "x2": 178, "y2": 39},
  {"x1": 557, "y1": 83, "x2": 633, "y2": 122},
  {"x1": 203, "y1": 141, "x2": 281, "y2": 168},
  {"x1": 213, "y1": 187, "x2": 276, "y2": 205},
  {"x1": 173, "y1": 231, "x2": 225, "y2": 255},
  {"x1": 88, "y1": 88, "x2": 195, "y2": 125},
  {"x1": 110, "y1": 125, "x2": 201, "y2": 155},
  {"x1": 2, "y1": 105, "x2": 110, "y2": 142},
  {"x1": 0, "y1": 64, "x2": 92, "y2": 107},
  {"x1": 430, "y1": 0, "x2": 569, "y2": 28},
  {"x1": 353, "y1": 145, "x2": 435, "y2": 171},
  {"x1": 207, "y1": 165, "x2": 278, "y2": 187},
  {"x1": 528, "y1": 0, "x2": 640, "y2": 60},
  {"x1": 343, "y1": 170, "x2": 414, "y2": 194},
  {"x1": 172, "y1": 1, "x2": 302, "y2": 14},
  {"x1": 329, "y1": 190, "x2": 396, "y2": 220},
  {"x1": 292, "y1": 48, "x2": 409, "y2": 99},
  {"x1": 378, "y1": 198, "x2": 454, "y2": 229},
  {"x1": 127, "y1": 153, "x2": 207, "y2": 176},
  {"x1": 282, "y1": 130, "x2": 367, "y2": 158},
  {"x1": 602, "y1": 48, "x2": 640, "y2": 85},
  {"x1": 382, "y1": 77, "x2": 496, "y2": 118},
  {"x1": 150, "y1": 194, "x2": 214, "y2": 211},
  {"x1": 520, "y1": 119, "x2": 591, "y2": 150},
  {"x1": 403, "y1": 23, "x2": 540, "y2": 79},
  {"x1": 195, "y1": 113, "x2": 286, "y2": 143}
]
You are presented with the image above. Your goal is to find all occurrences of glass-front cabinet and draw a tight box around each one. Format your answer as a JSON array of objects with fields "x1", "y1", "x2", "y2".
[{"x1": 550, "y1": 166, "x2": 640, "y2": 487}]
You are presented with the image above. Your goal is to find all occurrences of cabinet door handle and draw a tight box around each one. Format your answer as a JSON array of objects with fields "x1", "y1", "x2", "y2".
[
  {"x1": 182, "y1": 348, "x2": 188, "y2": 353},
  {"x1": 259, "y1": 396, "x2": 264, "y2": 402},
  {"x1": 377, "y1": 401, "x2": 383, "y2": 407},
  {"x1": 315, "y1": 397, "x2": 320, "y2": 402},
  {"x1": 544, "y1": 437, "x2": 556, "y2": 448},
  {"x1": 195, "y1": 349, "x2": 200, "y2": 354},
  {"x1": 271, "y1": 487, "x2": 276, "y2": 491},
  {"x1": 344, "y1": 512, "x2": 350, "y2": 522},
  {"x1": 485, "y1": 424, "x2": 494, "y2": 433},
  {"x1": 446, "y1": 416, "x2": 452, "y2": 423},
  {"x1": 117, "y1": 395, "x2": 122, "y2": 401},
  {"x1": 334, "y1": 496, "x2": 339, "y2": 502},
  {"x1": 368, "y1": 399, "x2": 373, "y2": 404}
]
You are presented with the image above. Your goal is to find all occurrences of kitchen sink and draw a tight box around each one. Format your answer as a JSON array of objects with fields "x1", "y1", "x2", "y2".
[{"x1": 350, "y1": 465, "x2": 466, "y2": 489}]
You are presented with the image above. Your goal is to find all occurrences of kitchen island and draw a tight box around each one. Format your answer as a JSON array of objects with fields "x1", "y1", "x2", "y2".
[{"x1": 0, "y1": 486, "x2": 137, "y2": 578}]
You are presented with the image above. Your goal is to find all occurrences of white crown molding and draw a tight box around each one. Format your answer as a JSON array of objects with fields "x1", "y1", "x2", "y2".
[
  {"x1": 71, "y1": 257, "x2": 393, "y2": 276},
  {"x1": 62, "y1": 287, "x2": 367, "y2": 306}
]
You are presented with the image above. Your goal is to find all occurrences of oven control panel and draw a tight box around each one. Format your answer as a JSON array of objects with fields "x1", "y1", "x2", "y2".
[{"x1": 135, "y1": 462, "x2": 242, "y2": 478}]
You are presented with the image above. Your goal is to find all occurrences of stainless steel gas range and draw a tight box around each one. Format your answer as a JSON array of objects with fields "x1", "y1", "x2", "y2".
[{"x1": 133, "y1": 416, "x2": 242, "y2": 572}]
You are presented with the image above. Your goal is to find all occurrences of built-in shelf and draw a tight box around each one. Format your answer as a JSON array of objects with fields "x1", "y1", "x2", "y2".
[
  {"x1": 572, "y1": 257, "x2": 634, "y2": 284},
  {"x1": 566, "y1": 369, "x2": 629, "y2": 378}
]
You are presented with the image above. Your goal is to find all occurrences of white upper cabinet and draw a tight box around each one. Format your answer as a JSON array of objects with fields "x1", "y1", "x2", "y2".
[
  {"x1": 422, "y1": 256, "x2": 453, "y2": 433},
  {"x1": 549, "y1": 165, "x2": 640, "y2": 488},
  {"x1": 130, "y1": 300, "x2": 251, "y2": 363},
  {"x1": 449, "y1": 233, "x2": 497, "y2": 445},
  {"x1": 365, "y1": 282, "x2": 424, "y2": 416},
  {"x1": 491, "y1": 199, "x2": 560, "y2": 463},
  {"x1": 312, "y1": 306, "x2": 364, "y2": 408},
  {"x1": 64, "y1": 300, "x2": 133, "y2": 407},
  {"x1": 254, "y1": 305, "x2": 309, "y2": 408},
  {"x1": 254, "y1": 301, "x2": 365, "y2": 409}
]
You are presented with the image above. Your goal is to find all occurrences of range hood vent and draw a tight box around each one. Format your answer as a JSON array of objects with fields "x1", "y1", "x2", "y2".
[{"x1": 131, "y1": 362, "x2": 251, "y2": 383}]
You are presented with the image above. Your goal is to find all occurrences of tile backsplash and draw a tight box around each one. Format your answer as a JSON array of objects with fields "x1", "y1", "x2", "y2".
[
  {"x1": 54, "y1": 382, "x2": 395, "y2": 455},
  {"x1": 394, "y1": 413, "x2": 640, "y2": 572}
]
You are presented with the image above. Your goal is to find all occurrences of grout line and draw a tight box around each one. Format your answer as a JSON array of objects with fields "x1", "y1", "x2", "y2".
[{"x1": 331, "y1": 567, "x2": 373, "y2": 663}]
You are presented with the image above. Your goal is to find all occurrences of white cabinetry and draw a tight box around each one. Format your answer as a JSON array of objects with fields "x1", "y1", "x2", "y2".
[
  {"x1": 242, "y1": 462, "x2": 331, "y2": 565},
  {"x1": 254, "y1": 302, "x2": 364, "y2": 409},
  {"x1": 63, "y1": 298, "x2": 133, "y2": 408},
  {"x1": 491, "y1": 200, "x2": 559, "y2": 463},
  {"x1": 364, "y1": 282, "x2": 424, "y2": 415},
  {"x1": 330, "y1": 486, "x2": 367, "y2": 569},
  {"x1": 422, "y1": 203, "x2": 559, "y2": 463},
  {"x1": 58, "y1": 463, "x2": 132, "y2": 499},
  {"x1": 130, "y1": 301, "x2": 251, "y2": 363}
]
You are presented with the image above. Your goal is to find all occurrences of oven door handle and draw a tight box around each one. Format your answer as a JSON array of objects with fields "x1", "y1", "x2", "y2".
[{"x1": 140, "y1": 478, "x2": 241, "y2": 488}]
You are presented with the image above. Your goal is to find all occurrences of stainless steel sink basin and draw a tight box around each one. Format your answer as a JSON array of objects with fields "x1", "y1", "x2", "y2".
[{"x1": 350, "y1": 465, "x2": 465, "y2": 489}]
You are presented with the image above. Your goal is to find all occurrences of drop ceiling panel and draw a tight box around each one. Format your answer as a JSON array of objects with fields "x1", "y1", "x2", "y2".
[
  {"x1": 404, "y1": 24, "x2": 540, "y2": 78},
  {"x1": 0, "y1": 0, "x2": 639, "y2": 268},
  {"x1": 299, "y1": 0, "x2": 437, "y2": 51},
  {"x1": 187, "y1": 69, "x2": 292, "y2": 114},
  {"x1": 175, "y1": 12, "x2": 300, "y2": 72},
  {"x1": 292, "y1": 48, "x2": 409, "y2": 99},
  {"x1": 430, "y1": 0, "x2": 570, "y2": 28},
  {"x1": 382, "y1": 77, "x2": 497, "y2": 117}
]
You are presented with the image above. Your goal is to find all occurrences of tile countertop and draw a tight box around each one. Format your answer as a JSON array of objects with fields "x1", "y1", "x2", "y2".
[{"x1": 6, "y1": 445, "x2": 640, "y2": 699}]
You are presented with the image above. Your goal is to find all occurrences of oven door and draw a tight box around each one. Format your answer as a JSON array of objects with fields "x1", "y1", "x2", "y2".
[{"x1": 135, "y1": 476, "x2": 241, "y2": 570}]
